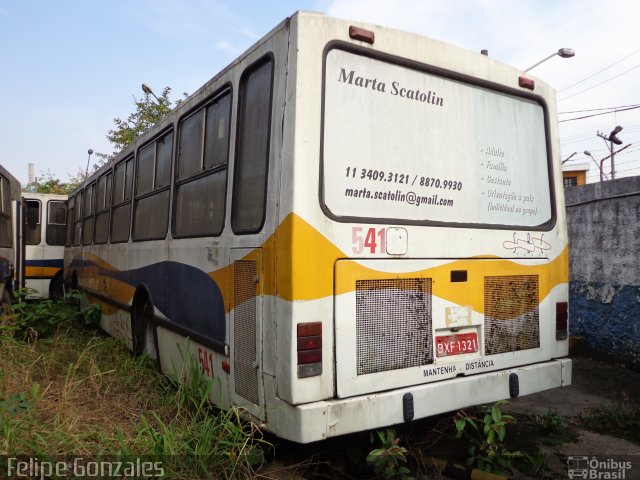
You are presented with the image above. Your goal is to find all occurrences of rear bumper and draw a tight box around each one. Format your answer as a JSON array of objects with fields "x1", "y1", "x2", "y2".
[{"x1": 268, "y1": 358, "x2": 571, "y2": 443}]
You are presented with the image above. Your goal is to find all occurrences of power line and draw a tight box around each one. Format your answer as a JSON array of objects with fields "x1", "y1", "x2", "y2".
[
  {"x1": 557, "y1": 48, "x2": 640, "y2": 93},
  {"x1": 558, "y1": 64, "x2": 640, "y2": 102},
  {"x1": 558, "y1": 103, "x2": 640, "y2": 114},
  {"x1": 558, "y1": 104, "x2": 640, "y2": 123}
]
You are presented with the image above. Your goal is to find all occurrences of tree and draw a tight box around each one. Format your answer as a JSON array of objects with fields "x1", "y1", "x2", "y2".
[
  {"x1": 67, "y1": 86, "x2": 187, "y2": 187},
  {"x1": 24, "y1": 170, "x2": 75, "y2": 194},
  {"x1": 106, "y1": 86, "x2": 185, "y2": 153}
]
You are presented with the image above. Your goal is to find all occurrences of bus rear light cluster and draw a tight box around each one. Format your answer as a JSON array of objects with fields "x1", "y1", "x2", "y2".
[
  {"x1": 297, "y1": 322, "x2": 322, "y2": 378},
  {"x1": 556, "y1": 301, "x2": 568, "y2": 340}
]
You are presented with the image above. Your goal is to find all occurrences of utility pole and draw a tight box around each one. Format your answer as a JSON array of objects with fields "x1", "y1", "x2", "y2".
[{"x1": 596, "y1": 126, "x2": 623, "y2": 179}]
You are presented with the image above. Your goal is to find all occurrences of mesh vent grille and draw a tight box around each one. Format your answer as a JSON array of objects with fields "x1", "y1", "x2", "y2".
[
  {"x1": 484, "y1": 275, "x2": 539, "y2": 355},
  {"x1": 233, "y1": 260, "x2": 259, "y2": 405},
  {"x1": 356, "y1": 278, "x2": 433, "y2": 375}
]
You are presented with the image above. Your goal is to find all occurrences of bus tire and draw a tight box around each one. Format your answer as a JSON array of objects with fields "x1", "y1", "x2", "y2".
[
  {"x1": 131, "y1": 292, "x2": 158, "y2": 362},
  {"x1": 49, "y1": 271, "x2": 65, "y2": 299}
]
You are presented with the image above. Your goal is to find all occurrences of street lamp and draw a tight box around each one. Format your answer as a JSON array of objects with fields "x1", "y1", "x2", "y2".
[
  {"x1": 584, "y1": 150, "x2": 609, "y2": 182},
  {"x1": 142, "y1": 83, "x2": 162, "y2": 104},
  {"x1": 597, "y1": 126, "x2": 623, "y2": 179},
  {"x1": 524, "y1": 48, "x2": 575, "y2": 72},
  {"x1": 85, "y1": 149, "x2": 94, "y2": 180}
]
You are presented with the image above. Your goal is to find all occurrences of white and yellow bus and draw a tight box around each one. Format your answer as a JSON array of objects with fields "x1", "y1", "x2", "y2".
[
  {"x1": 64, "y1": 12, "x2": 570, "y2": 443},
  {"x1": 0, "y1": 164, "x2": 21, "y2": 305},
  {"x1": 22, "y1": 193, "x2": 67, "y2": 297}
]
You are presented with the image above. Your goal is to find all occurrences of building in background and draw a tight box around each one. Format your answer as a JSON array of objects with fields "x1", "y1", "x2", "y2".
[{"x1": 562, "y1": 163, "x2": 589, "y2": 188}]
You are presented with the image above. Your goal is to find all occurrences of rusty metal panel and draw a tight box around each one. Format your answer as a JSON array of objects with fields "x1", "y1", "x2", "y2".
[
  {"x1": 355, "y1": 278, "x2": 433, "y2": 375},
  {"x1": 233, "y1": 259, "x2": 259, "y2": 405},
  {"x1": 484, "y1": 275, "x2": 540, "y2": 355}
]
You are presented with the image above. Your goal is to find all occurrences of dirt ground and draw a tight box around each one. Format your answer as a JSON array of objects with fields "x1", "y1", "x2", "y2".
[{"x1": 505, "y1": 354, "x2": 640, "y2": 478}]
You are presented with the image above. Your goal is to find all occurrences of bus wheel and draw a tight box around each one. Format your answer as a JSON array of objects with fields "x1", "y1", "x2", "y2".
[
  {"x1": 131, "y1": 293, "x2": 158, "y2": 361},
  {"x1": 49, "y1": 272, "x2": 65, "y2": 299}
]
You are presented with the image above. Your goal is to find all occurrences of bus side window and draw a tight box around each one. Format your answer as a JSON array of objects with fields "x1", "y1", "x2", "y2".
[
  {"x1": 73, "y1": 191, "x2": 83, "y2": 246},
  {"x1": 132, "y1": 130, "x2": 172, "y2": 241},
  {"x1": 65, "y1": 196, "x2": 75, "y2": 247},
  {"x1": 232, "y1": 56, "x2": 274, "y2": 234},
  {"x1": 46, "y1": 200, "x2": 67, "y2": 246},
  {"x1": 0, "y1": 176, "x2": 11, "y2": 248},
  {"x1": 111, "y1": 157, "x2": 134, "y2": 243},
  {"x1": 173, "y1": 90, "x2": 231, "y2": 238},
  {"x1": 25, "y1": 200, "x2": 42, "y2": 246},
  {"x1": 82, "y1": 184, "x2": 95, "y2": 246},
  {"x1": 94, "y1": 172, "x2": 112, "y2": 244}
]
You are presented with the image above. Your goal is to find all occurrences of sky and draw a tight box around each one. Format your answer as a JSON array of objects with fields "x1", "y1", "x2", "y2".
[{"x1": 1, "y1": 0, "x2": 639, "y2": 185}]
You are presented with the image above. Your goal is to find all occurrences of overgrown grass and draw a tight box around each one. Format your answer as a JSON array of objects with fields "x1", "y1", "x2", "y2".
[
  {"x1": 581, "y1": 403, "x2": 640, "y2": 444},
  {"x1": 0, "y1": 292, "x2": 269, "y2": 479}
]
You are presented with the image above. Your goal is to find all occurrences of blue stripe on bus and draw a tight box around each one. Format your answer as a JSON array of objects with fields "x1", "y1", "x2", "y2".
[
  {"x1": 25, "y1": 259, "x2": 64, "y2": 268},
  {"x1": 70, "y1": 259, "x2": 226, "y2": 344}
]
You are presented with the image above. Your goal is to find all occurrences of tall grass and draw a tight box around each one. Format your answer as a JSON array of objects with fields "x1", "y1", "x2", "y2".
[{"x1": 0, "y1": 292, "x2": 270, "y2": 479}]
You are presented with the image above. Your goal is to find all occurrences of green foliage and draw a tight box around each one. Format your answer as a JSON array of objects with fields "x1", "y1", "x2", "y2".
[
  {"x1": 454, "y1": 401, "x2": 524, "y2": 474},
  {"x1": 582, "y1": 403, "x2": 640, "y2": 443},
  {"x1": 533, "y1": 409, "x2": 579, "y2": 445},
  {"x1": 0, "y1": 383, "x2": 38, "y2": 430},
  {"x1": 0, "y1": 312, "x2": 269, "y2": 478},
  {"x1": 28, "y1": 170, "x2": 76, "y2": 194},
  {"x1": 366, "y1": 429, "x2": 414, "y2": 480},
  {"x1": 4, "y1": 289, "x2": 100, "y2": 340},
  {"x1": 106, "y1": 86, "x2": 185, "y2": 154}
]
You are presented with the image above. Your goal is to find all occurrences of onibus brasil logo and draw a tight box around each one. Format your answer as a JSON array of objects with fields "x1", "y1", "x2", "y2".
[{"x1": 568, "y1": 456, "x2": 633, "y2": 479}]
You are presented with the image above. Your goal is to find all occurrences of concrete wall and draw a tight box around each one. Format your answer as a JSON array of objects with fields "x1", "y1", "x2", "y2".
[{"x1": 565, "y1": 176, "x2": 640, "y2": 366}]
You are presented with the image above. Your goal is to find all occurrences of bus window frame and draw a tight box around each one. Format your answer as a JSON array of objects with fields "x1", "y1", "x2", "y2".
[
  {"x1": 231, "y1": 53, "x2": 275, "y2": 235},
  {"x1": 0, "y1": 175, "x2": 12, "y2": 248},
  {"x1": 94, "y1": 170, "x2": 113, "y2": 245},
  {"x1": 172, "y1": 85, "x2": 232, "y2": 240},
  {"x1": 24, "y1": 199, "x2": 42, "y2": 246},
  {"x1": 46, "y1": 199, "x2": 68, "y2": 246},
  {"x1": 132, "y1": 128, "x2": 173, "y2": 242},
  {"x1": 110, "y1": 155, "x2": 134, "y2": 244}
]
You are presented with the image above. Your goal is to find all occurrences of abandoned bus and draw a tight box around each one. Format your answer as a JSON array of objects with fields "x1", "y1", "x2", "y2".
[
  {"x1": 64, "y1": 12, "x2": 570, "y2": 443},
  {"x1": 22, "y1": 193, "x2": 67, "y2": 297},
  {"x1": 0, "y1": 164, "x2": 21, "y2": 305}
]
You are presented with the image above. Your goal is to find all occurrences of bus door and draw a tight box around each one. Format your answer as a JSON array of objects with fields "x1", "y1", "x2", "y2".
[
  {"x1": 229, "y1": 247, "x2": 265, "y2": 419},
  {"x1": 23, "y1": 198, "x2": 46, "y2": 296}
]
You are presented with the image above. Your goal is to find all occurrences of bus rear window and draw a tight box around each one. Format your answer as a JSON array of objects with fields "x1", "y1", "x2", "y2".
[{"x1": 322, "y1": 48, "x2": 553, "y2": 229}]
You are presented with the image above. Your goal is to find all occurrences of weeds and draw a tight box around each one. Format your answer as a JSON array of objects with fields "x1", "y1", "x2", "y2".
[
  {"x1": 366, "y1": 429, "x2": 414, "y2": 479},
  {"x1": 454, "y1": 401, "x2": 524, "y2": 474},
  {"x1": 582, "y1": 403, "x2": 640, "y2": 443},
  {"x1": 0, "y1": 294, "x2": 269, "y2": 479},
  {"x1": 2, "y1": 289, "x2": 100, "y2": 341}
]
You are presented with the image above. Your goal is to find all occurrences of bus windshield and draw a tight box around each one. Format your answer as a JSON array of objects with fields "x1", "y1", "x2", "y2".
[{"x1": 322, "y1": 47, "x2": 553, "y2": 228}]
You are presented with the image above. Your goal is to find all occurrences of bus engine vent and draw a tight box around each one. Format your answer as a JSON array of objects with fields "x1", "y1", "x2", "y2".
[
  {"x1": 484, "y1": 275, "x2": 540, "y2": 355},
  {"x1": 355, "y1": 278, "x2": 433, "y2": 375},
  {"x1": 233, "y1": 260, "x2": 259, "y2": 405}
]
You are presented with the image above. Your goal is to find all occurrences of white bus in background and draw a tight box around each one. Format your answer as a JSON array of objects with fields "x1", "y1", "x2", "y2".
[
  {"x1": 23, "y1": 193, "x2": 67, "y2": 297},
  {"x1": 64, "y1": 12, "x2": 570, "y2": 443},
  {"x1": 0, "y1": 164, "x2": 21, "y2": 306}
]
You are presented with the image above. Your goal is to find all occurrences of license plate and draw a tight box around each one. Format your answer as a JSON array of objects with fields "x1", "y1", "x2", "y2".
[{"x1": 435, "y1": 332, "x2": 479, "y2": 357}]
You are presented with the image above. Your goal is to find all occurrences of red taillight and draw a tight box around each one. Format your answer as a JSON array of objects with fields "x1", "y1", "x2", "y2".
[
  {"x1": 556, "y1": 302, "x2": 568, "y2": 340},
  {"x1": 297, "y1": 335, "x2": 322, "y2": 351},
  {"x1": 349, "y1": 26, "x2": 375, "y2": 44},
  {"x1": 298, "y1": 349, "x2": 322, "y2": 364},
  {"x1": 297, "y1": 322, "x2": 322, "y2": 378},
  {"x1": 518, "y1": 76, "x2": 535, "y2": 90}
]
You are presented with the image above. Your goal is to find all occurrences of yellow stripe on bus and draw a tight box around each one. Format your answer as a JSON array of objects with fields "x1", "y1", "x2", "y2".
[{"x1": 25, "y1": 266, "x2": 61, "y2": 278}]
